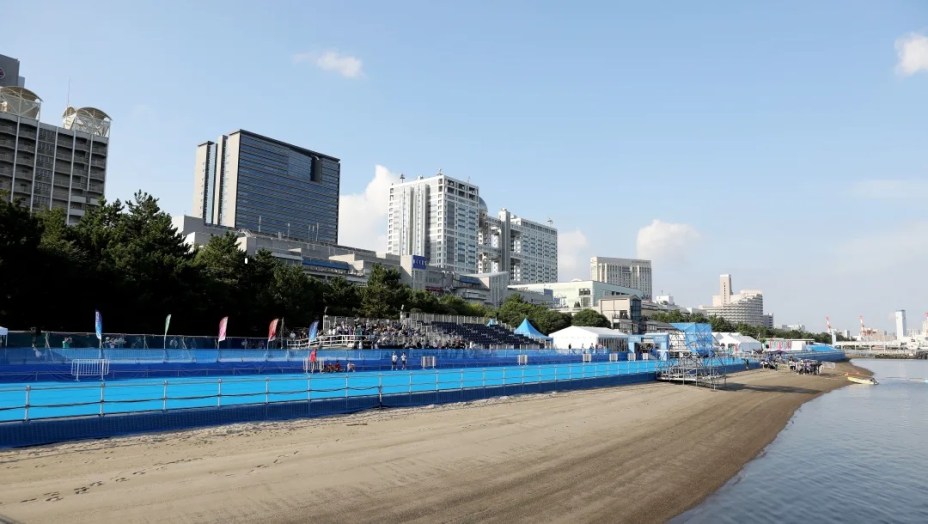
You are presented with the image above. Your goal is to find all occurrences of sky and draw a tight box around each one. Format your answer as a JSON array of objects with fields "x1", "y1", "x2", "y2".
[{"x1": 5, "y1": 0, "x2": 928, "y2": 334}]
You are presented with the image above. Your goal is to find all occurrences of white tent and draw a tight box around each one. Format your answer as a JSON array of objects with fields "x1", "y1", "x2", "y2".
[
  {"x1": 549, "y1": 326, "x2": 628, "y2": 350},
  {"x1": 713, "y1": 332, "x2": 762, "y2": 354}
]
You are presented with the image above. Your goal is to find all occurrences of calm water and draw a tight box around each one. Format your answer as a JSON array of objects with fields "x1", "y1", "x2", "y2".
[{"x1": 675, "y1": 359, "x2": 928, "y2": 524}]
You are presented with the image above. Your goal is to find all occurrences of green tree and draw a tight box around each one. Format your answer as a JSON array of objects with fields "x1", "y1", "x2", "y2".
[
  {"x1": 0, "y1": 194, "x2": 43, "y2": 327},
  {"x1": 360, "y1": 265, "x2": 408, "y2": 318},
  {"x1": 571, "y1": 309, "x2": 610, "y2": 328},
  {"x1": 323, "y1": 277, "x2": 361, "y2": 318}
]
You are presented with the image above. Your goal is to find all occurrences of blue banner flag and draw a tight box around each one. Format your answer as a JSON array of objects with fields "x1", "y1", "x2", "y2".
[
  {"x1": 94, "y1": 310, "x2": 103, "y2": 341},
  {"x1": 308, "y1": 321, "x2": 319, "y2": 342}
]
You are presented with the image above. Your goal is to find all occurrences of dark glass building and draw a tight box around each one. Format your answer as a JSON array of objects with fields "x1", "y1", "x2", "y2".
[{"x1": 192, "y1": 130, "x2": 339, "y2": 244}]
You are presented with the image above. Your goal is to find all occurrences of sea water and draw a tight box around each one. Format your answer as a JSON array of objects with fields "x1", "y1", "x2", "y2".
[{"x1": 675, "y1": 359, "x2": 928, "y2": 524}]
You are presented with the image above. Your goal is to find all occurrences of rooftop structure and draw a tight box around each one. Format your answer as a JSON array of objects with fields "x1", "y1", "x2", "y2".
[{"x1": 1, "y1": 57, "x2": 111, "y2": 224}]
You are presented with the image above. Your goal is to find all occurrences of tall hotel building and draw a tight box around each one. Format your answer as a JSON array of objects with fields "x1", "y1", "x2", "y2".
[
  {"x1": 699, "y1": 274, "x2": 774, "y2": 328},
  {"x1": 0, "y1": 53, "x2": 110, "y2": 225},
  {"x1": 590, "y1": 257, "x2": 653, "y2": 300},
  {"x1": 387, "y1": 172, "x2": 557, "y2": 283},
  {"x1": 192, "y1": 130, "x2": 340, "y2": 244}
]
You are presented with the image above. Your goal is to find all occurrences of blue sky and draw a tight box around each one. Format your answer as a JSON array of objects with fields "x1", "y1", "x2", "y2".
[{"x1": 6, "y1": 1, "x2": 928, "y2": 333}]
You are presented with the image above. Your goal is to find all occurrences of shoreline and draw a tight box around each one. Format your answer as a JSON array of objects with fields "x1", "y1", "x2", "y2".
[{"x1": 0, "y1": 362, "x2": 865, "y2": 523}]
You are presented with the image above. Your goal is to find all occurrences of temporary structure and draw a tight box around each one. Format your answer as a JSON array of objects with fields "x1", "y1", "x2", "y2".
[{"x1": 549, "y1": 325, "x2": 628, "y2": 350}]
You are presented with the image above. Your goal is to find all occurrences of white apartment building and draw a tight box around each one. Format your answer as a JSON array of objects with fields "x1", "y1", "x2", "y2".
[
  {"x1": 388, "y1": 172, "x2": 557, "y2": 283},
  {"x1": 387, "y1": 173, "x2": 481, "y2": 275},
  {"x1": 590, "y1": 257, "x2": 652, "y2": 299},
  {"x1": 479, "y1": 208, "x2": 557, "y2": 284}
]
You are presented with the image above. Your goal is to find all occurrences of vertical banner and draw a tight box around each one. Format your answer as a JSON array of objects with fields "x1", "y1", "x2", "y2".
[
  {"x1": 268, "y1": 318, "x2": 280, "y2": 343},
  {"x1": 94, "y1": 310, "x2": 103, "y2": 341},
  {"x1": 308, "y1": 320, "x2": 319, "y2": 342},
  {"x1": 218, "y1": 316, "x2": 229, "y2": 342},
  {"x1": 163, "y1": 313, "x2": 172, "y2": 350}
]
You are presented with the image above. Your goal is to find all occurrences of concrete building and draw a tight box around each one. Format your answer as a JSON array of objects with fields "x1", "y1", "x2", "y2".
[
  {"x1": 387, "y1": 172, "x2": 481, "y2": 275},
  {"x1": 1, "y1": 73, "x2": 110, "y2": 224},
  {"x1": 509, "y1": 280, "x2": 643, "y2": 314},
  {"x1": 479, "y1": 209, "x2": 557, "y2": 284},
  {"x1": 598, "y1": 296, "x2": 643, "y2": 334},
  {"x1": 387, "y1": 172, "x2": 557, "y2": 283},
  {"x1": 895, "y1": 310, "x2": 907, "y2": 340},
  {"x1": 192, "y1": 129, "x2": 340, "y2": 244},
  {"x1": 590, "y1": 257, "x2": 652, "y2": 299},
  {"x1": 700, "y1": 274, "x2": 773, "y2": 328}
]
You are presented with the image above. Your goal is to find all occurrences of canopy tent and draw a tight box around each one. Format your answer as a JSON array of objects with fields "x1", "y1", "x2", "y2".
[
  {"x1": 549, "y1": 325, "x2": 628, "y2": 351},
  {"x1": 713, "y1": 332, "x2": 763, "y2": 354},
  {"x1": 513, "y1": 318, "x2": 551, "y2": 341}
]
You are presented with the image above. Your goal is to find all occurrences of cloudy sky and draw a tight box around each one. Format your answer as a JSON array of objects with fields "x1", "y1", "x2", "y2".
[{"x1": 6, "y1": 1, "x2": 927, "y2": 333}]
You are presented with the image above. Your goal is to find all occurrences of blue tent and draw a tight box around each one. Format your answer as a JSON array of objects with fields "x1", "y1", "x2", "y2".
[{"x1": 514, "y1": 318, "x2": 552, "y2": 341}]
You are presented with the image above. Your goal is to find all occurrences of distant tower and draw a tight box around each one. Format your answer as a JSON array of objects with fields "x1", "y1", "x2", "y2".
[
  {"x1": 826, "y1": 316, "x2": 836, "y2": 345},
  {"x1": 895, "y1": 310, "x2": 907, "y2": 340},
  {"x1": 859, "y1": 316, "x2": 866, "y2": 340},
  {"x1": 719, "y1": 274, "x2": 732, "y2": 306}
]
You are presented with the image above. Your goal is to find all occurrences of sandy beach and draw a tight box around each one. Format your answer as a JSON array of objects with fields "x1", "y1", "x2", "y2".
[{"x1": 0, "y1": 363, "x2": 863, "y2": 523}]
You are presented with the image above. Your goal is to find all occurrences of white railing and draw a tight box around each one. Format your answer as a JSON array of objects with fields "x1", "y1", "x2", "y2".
[
  {"x1": 70, "y1": 359, "x2": 109, "y2": 381},
  {"x1": 0, "y1": 358, "x2": 768, "y2": 424},
  {"x1": 517, "y1": 354, "x2": 529, "y2": 365}
]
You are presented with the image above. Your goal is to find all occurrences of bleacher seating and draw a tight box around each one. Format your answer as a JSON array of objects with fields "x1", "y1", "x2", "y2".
[{"x1": 430, "y1": 322, "x2": 541, "y2": 349}]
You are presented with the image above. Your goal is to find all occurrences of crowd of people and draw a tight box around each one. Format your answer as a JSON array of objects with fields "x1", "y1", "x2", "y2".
[
  {"x1": 321, "y1": 318, "x2": 470, "y2": 349},
  {"x1": 759, "y1": 355, "x2": 824, "y2": 375}
]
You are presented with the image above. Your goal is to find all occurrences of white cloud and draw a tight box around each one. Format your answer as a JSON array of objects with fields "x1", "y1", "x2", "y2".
[
  {"x1": 851, "y1": 178, "x2": 928, "y2": 199},
  {"x1": 293, "y1": 50, "x2": 364, "y2": 79},
  {"x1": 558, "y1": 229, "x2": 593, "y2": 281},
  {"x1": 895, "y1": 32, "x2": 928, "y2": 76},
  {"x1": 338, "y1": 165, "x2": 401, "y2": 250},
  {"x1": 636, "y1": 219, "x2": 701, "y2": 266}
]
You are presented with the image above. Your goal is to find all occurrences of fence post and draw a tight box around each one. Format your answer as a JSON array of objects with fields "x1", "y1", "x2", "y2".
[
  {"x1": 265, "y1": 377, "x2": 270, "y2": 405},
  {"x1": 24, "y1": 385, "x2": 30, "y2": 422},
  {"x1": 502, "y1": 367, "x2": 507, "y2": 390},
  {"x1": 99, "y1": 382, "x2": 105, "y2": 416},
  {"x1": 162, "y1": 380, "x2": 168, "y2": 411},
  {"x1": 217, "y1": 378, "x2": 222, "y2": 408},
  {"x1": 482, "y1": 368, "x2": 486, "y2": 388}
]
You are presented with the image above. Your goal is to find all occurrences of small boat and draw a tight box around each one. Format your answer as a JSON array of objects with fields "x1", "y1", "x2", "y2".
[{"x1": 847, "y1": 375, "x2": 878, "y2": 385}]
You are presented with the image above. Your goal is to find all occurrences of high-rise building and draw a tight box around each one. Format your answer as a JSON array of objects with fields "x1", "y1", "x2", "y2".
[
  {"x1": 479, "y1": 209, "x2": 557, "y2": 284},
  {"x1": 387, "y1": 173, "x2": 481, "y2": 275},
  {"x1": 895, "y1": 310, "x2": 907, "y2": 340},
  {"x1": 387, "y1": 172, "x2": 558, "y2": 282},
  {"x1": 590, "y1": 257, "x2": 653, "y2": 299},
  {"x1": 701, "y1": 274, "x2": 773, "y2": 327},
  {"x1": 192, "y1": 129, "x2": 340, "y2": 244},
  {"x1": 1, "y1": 56, "x2": 110, "y2": 225}
]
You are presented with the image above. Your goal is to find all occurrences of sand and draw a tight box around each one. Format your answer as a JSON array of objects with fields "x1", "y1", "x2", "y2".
[{"x1": 0, "y1": 363, "x2": 864, "y2": 524}]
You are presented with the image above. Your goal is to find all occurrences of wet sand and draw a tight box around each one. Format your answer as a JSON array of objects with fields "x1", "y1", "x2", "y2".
[{"x1": 0, "y1": 363, "x2": 863, "y2": 523}]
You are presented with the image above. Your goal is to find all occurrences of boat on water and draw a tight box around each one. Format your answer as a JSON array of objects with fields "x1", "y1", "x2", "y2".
[{"x1": 847, "y1": 375, "x2": 878, "y2": 385}]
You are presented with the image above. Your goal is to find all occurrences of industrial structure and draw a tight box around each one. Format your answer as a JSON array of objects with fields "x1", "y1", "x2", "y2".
[
  {"x1": 0, "y1": 53, "x2": 110, "y2": 225},
  {"x1": 192, "y1": 129, "x2": 340, "y2": 244}
]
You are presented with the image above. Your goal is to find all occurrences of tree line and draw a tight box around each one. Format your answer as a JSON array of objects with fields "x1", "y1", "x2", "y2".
[{"x1": 0, "y1": 191, "x2": 836, "y2": 343}]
